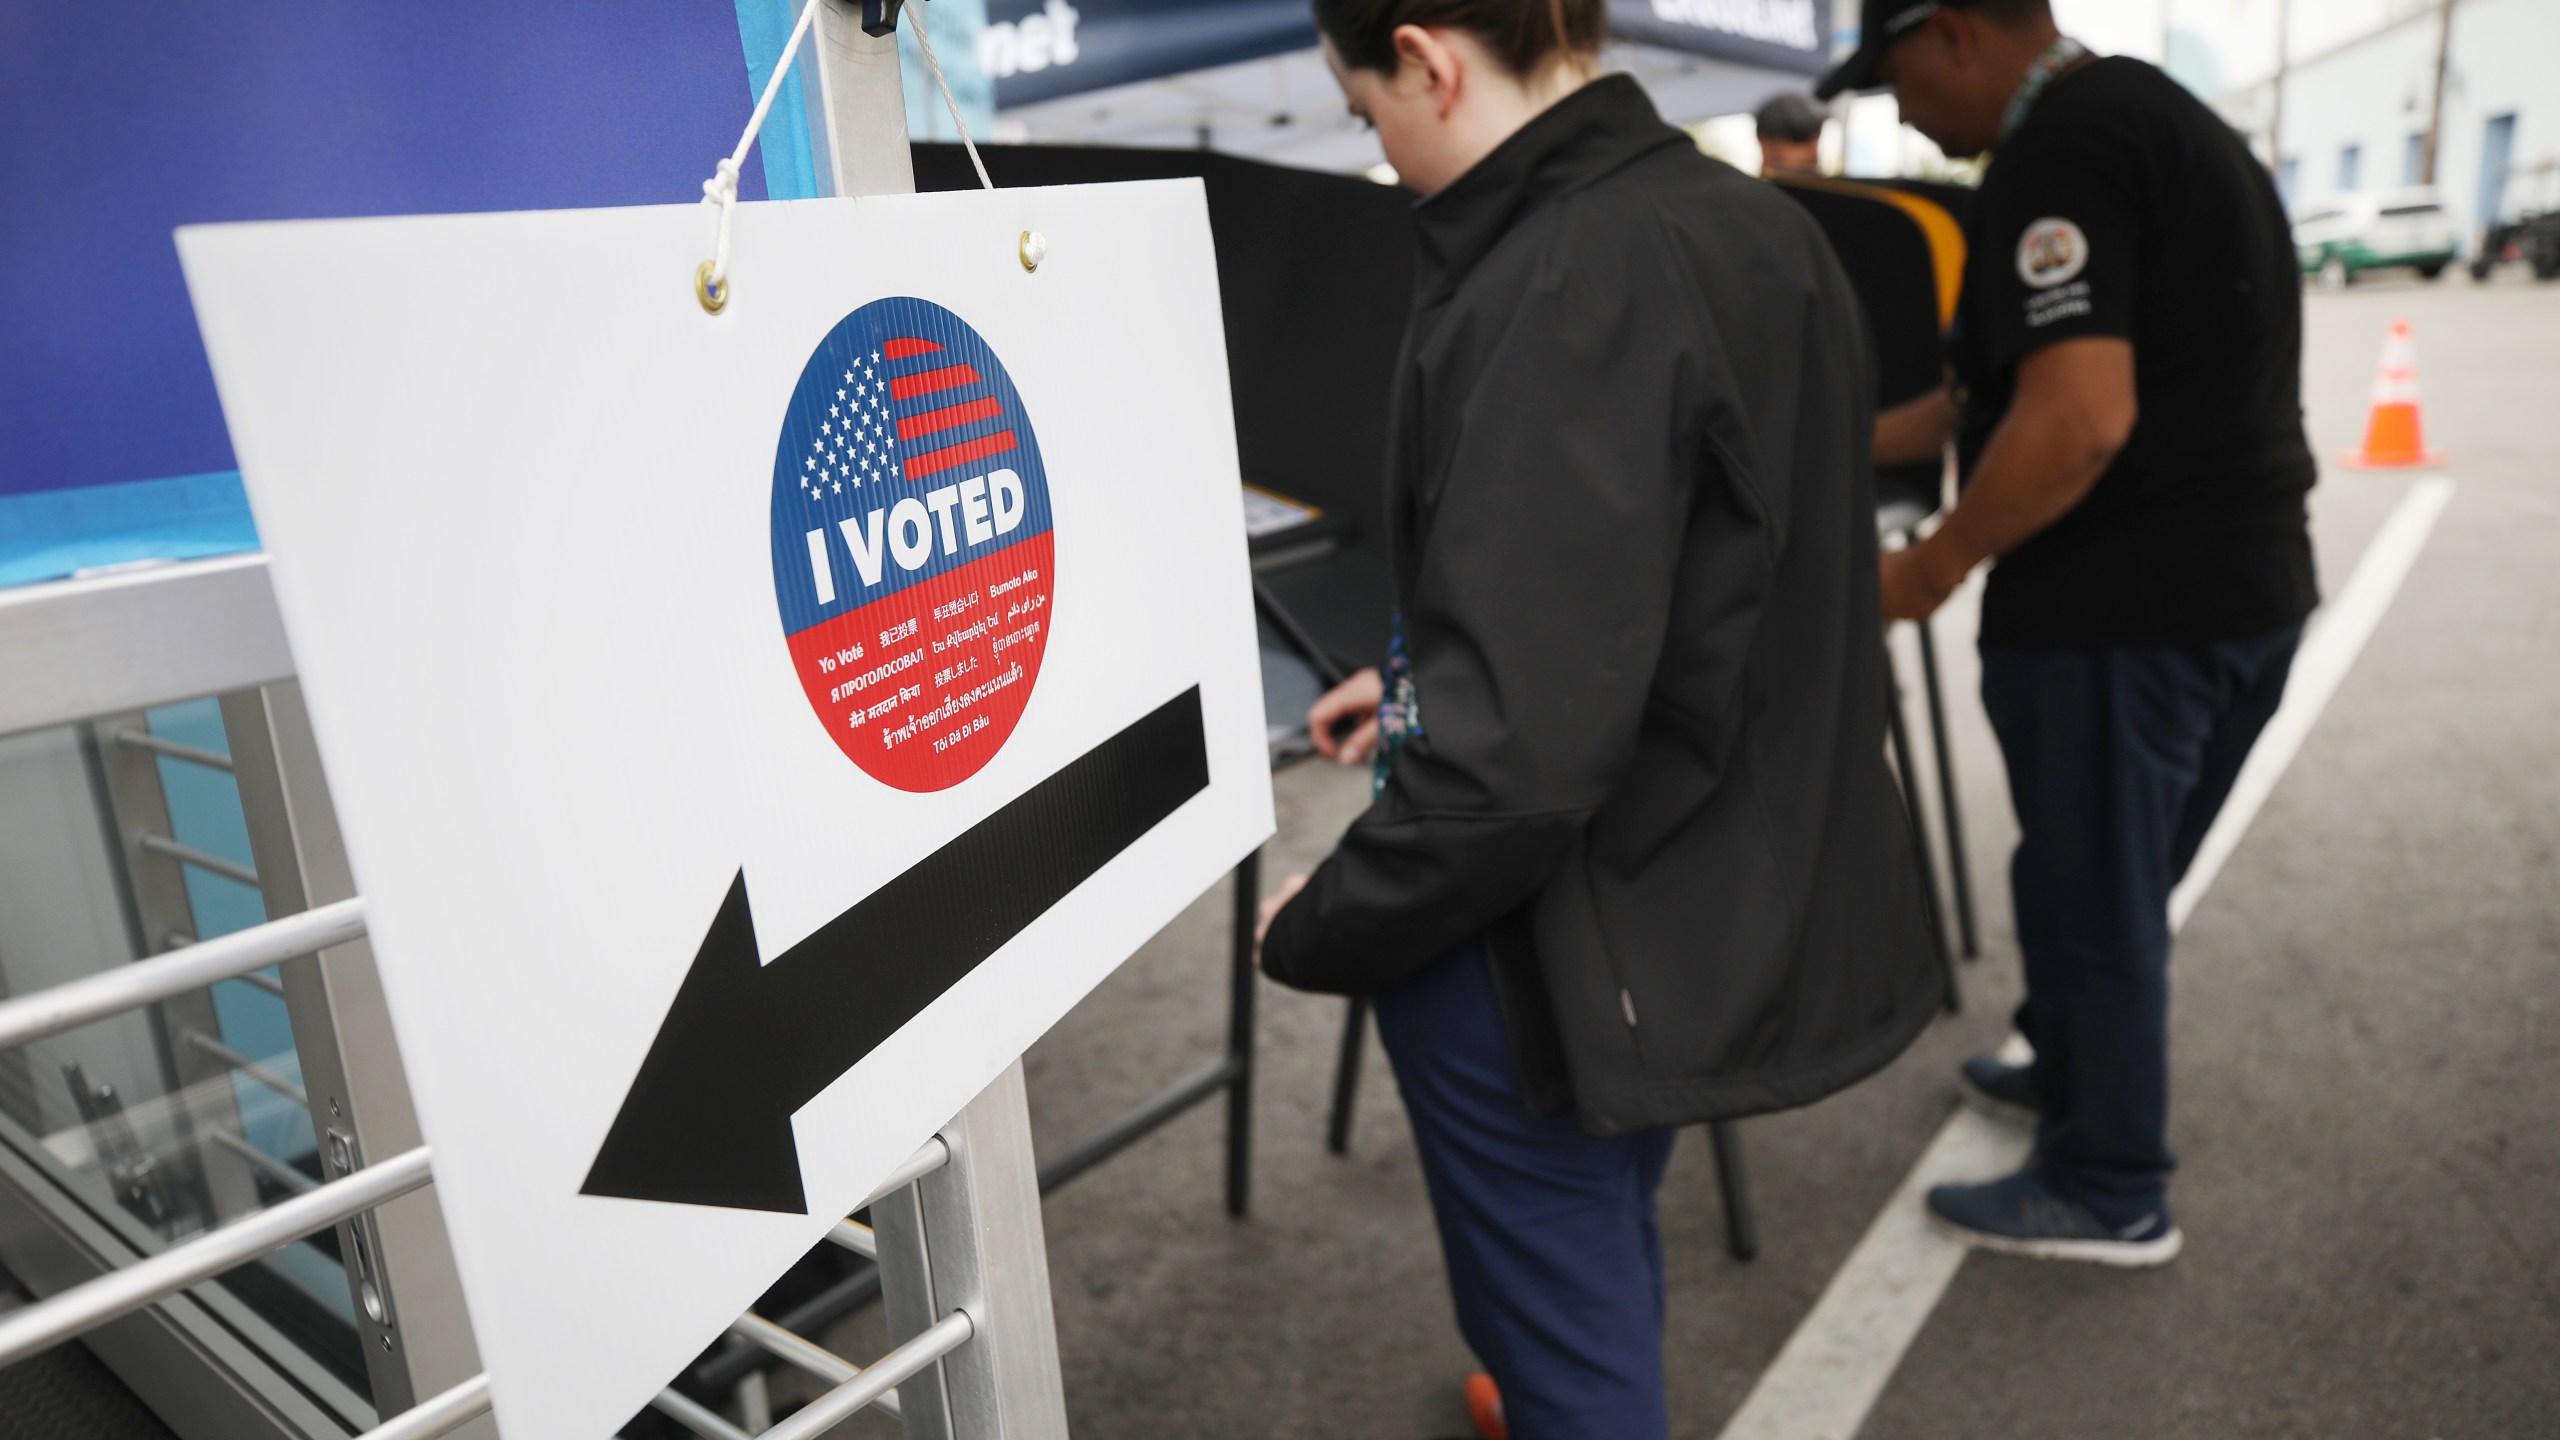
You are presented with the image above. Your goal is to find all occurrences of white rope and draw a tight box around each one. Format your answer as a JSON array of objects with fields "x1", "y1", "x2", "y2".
[
  {"x1": 702, "y1": 0, "x2": 826, "y2": 299},
  {"x1": 699, "y1": 1, "x2": 994, "y2": 306},
  {"x1": 906, "y1": 1, "x2": 993, "y2": 191}
]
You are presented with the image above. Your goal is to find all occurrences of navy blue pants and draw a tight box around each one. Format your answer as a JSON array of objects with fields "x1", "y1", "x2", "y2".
[
  {"x1": 1980, "y1": 625, "x2": 2301, "y2": 1225},
  {"x1": 1374, "y1": 941, "x2": 1677, "y2": 1440}
]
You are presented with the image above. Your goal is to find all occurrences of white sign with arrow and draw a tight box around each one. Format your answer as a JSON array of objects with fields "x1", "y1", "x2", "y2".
[{"x1": 180, "y1": 180, "x2": 1271, "y2": 1438}]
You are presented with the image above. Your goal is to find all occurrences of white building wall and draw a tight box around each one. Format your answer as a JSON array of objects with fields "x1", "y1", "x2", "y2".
[
  {"x1": 2272, "y1": 20, "x2": 2435, "y2": 202},
  {"x1": 2268, "y1": 0, "x2": 2560, "y2": 249},
  {"x1": 2435, "y1": 0, "x2": 2560, "y2": 233}
]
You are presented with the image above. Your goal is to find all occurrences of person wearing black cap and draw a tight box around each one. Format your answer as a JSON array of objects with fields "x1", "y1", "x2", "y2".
[
  {"x1": 1819, "y1": 0, "x2": 2319, "y2": 1266},
  {"x1": 1755, "y1": 92, "x2": 1828, "y2": 174}
]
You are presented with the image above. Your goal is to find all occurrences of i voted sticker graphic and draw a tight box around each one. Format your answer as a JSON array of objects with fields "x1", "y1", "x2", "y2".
[{"x1": 769, "y1": 298, "x2": 1055, "y2": 791}]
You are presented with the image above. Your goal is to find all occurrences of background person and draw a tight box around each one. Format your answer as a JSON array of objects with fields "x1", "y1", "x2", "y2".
[
  {"x1": 1754, "y1": 91, "x2": 1828, "y2": 175},
  {"x1": 1257, "y1": 1, "x2": 1944, "y2": 1435},
  {"x1": 1821, "y1": 0, "x2": 2319, "y2": 1265}
]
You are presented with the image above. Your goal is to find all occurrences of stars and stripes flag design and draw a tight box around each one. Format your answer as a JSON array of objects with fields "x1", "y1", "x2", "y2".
[{"x1": 796, "y1": 341, "x2": 1028, "y2": 502}]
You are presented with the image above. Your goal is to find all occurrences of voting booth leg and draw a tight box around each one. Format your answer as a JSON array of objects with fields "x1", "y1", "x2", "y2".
[
  {"x1": 1885, "y1": 652, "x2": 1964, "y2": 1016},
  {"x1": 1226, "y1": 849, "x2": 1259, "y2": 1218},
  {"x1": 1323, "y1": 1002, "x2": 1763, "y2": 1261},
  {"x1": 1911, "y1": 621, "x2": 1981, "y2": 960},
  {"x1": 1708, "y1": 1122, "x2": 1760, "y2": 1262},
  {"x1": 1325, "y1": 999, "x2": 1369, "y2": 1157},
  {"x1": 1032, "y1": 853, "x2": 1261, "y2": 1215}
]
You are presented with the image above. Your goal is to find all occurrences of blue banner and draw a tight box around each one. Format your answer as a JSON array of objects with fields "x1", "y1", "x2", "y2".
[
  {"x1": 1608, "y1": 0, "x2": 1830, "y2": 76},
  {"x1": 1, "y1": 2, "x2": 765, "y2": 504},
  {"x1": 983, "y1": 0, "x2": 1317, "y2": 107}
]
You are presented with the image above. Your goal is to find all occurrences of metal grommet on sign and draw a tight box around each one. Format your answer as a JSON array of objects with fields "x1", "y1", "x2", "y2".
[
  {"x1": 1019, "y1": 229, "x2": 1047, "y2": 273},
  {"x1": 695, "y1": 260, "x2": 729, "y2": 315}
]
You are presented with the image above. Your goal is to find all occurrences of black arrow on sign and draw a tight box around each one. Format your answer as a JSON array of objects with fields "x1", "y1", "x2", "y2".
[{"x1": 581, "y1": 687, "x2": 1210, "y2": 1214}]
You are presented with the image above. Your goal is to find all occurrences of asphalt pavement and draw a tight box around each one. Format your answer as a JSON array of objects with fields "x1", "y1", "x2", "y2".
[{"x1": 798, "y1": 270, "x2": 2559, "y2": 1439}]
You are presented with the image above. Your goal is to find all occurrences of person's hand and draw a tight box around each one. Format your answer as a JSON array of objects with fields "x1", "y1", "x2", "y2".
[
  {"x1": 1307, "y1": 667, "x2": 1385, "y2": 766},
  {"x1": 1880, "y1": 540, "x2": 1967, "y2": 624},
  {"x1": 1254, "y1": 872, "x2": 1310, "y2": 967}
]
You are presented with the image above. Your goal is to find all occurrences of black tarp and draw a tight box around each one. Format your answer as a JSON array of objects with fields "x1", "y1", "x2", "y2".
[
  {"x1": 1775, "y1": 174, "x2": 1974, "y2": 517},
  {"x1": 910, "y1": 145, "x2": 1977, "y2": 663},
  {"x1": 917, "y1": 142, "x2": 1413, "y2": 672}
]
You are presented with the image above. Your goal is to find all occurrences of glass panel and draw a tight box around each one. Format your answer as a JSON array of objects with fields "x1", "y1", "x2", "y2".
[{"x1": 0, "y1": 705, "x2": 371, "y2": 1402}]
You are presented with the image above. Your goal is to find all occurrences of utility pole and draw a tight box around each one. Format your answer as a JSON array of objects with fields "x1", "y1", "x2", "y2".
[
  {"x1": 2268, "y1": 0, "x2": 2290, "y2": 172},
  {"x1": 2421, "y1": 0, "x2": 2456, "y2": 186}
]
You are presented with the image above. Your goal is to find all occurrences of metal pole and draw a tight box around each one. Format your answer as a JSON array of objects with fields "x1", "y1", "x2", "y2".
[
  {"x1": 358, "y1": 1375, "x2": 495, "y2": 1440},
  {"x1": 0, "y1": 552, "x2": 292, "y2": 738},
  {"x1": 224, "y1": 680, "x2": 481, "y2": 1419},
  {"x1": 759, "y1": 1311, "x2": 975, "y2": 1440},
  {"x1": 2421, "y1": 0, "x2": 2456, "y2": 186},
  {"x1": 208, "y1": 1128, "x2": 321, "y2": 1194},
  {"x1": 137, "y1": 831, "x2": 261, "y2": 888},
  {"x1": 1226, "y1": 848, "x2": 1259, "y2": 1217},
  {"x1": 2269, "y1": 0, "x2": 2290, "y2": 168},
  {"x1": 1325, "y1": 998, "x2": 1368, "y2": 1155},
  {"x1": 1036, "y1": 1053, "x2": 1239, "y2": 1194},
  {"x1": 871, "y1": 1180, "x2": 951, "y2": 1440},
  {"x1": 110, "y1": 726, "x2": 236, "y2": 772},
  {"x1": 799, "y1": 14, "x2": 1068, "y2": 1440},
  {"x1": 0, "y1": 1146, "x2": 431, "y2": 1366},
  {"x1": 1708, "y1": 1122, "x2": 1760, "y2": 1262},
  {"x1": 184, "y1": 1028, "x2": 311, "y2": 1107},
  {"x1": 0, "y1": 897, "x2": 365, "y2": 1050},
  {"x1": 687, "y1": 1265, "x2": 889, "y2": 1400},
  {"x1": 733, "y1": 1312, "x2": 862, "y2": 1386},
  {"x1": 918, "y1": 1064, "x2": 1070, "y2": 1440},
  {"x1": 1911, "y1": 621, "x2": 1979, "y2": 959},
  {"x1": 810, "y1": 0, "x2": 916, "y2": 198},
  {"x1": 649, "y1": 1388, "x2": 754, "y2": 1440},
  {"x1": 863, "y1": 1136, "x2": 953, "y2": 1209},
  {"x1": 1884, "y1": 651, "x2": 1961, "y2": 1015},
  {"x1": 729, "y1": 1311, "x2": 905, "y2": 1419}
]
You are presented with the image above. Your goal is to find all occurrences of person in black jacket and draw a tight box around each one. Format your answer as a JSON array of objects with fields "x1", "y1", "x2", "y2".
[{"x1": 1254, "y1": 2, "x2": 1944, "y2": 1434}]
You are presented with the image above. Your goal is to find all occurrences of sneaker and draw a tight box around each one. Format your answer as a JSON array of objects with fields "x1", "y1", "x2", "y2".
[
  {"x1": 1462, "y1": 1372, "x2": 1509, "y2": 1440},
  {"x1": 1958, "y1": 1051, "x2": 2040, "y2": 1125},
  {"x1": 1927, "y1": 1167, "x2": 2184, "y2": 1267}
]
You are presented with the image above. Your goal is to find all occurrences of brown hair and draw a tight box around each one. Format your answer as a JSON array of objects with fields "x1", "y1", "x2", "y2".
[{"x1": 1313, "y1": 0, "x2": 1606, "y2": 77}]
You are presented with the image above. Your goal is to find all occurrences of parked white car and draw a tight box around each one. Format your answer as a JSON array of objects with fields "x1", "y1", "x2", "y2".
[{"x1": 2293, "y1": 189, "x2": 2464, "y2": 287}]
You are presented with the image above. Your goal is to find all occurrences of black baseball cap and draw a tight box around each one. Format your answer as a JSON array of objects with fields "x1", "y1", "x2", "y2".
[{"x1": 1815, "y1": 0, "x2": 1972, "y2": 99}]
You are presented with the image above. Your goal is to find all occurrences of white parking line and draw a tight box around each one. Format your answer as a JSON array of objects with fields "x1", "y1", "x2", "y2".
[
  {"x1": 1714, "y1": 474, "x2": 2457, "y2": 1440},
  {"x1": 2169, "y1": 475, "x2": 2456, "y2": 929}
]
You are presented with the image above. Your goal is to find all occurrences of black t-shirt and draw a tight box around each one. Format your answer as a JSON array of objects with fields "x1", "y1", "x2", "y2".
[{"x1": 1953, "y1": 57, "x2": 2318, "y2": 648}]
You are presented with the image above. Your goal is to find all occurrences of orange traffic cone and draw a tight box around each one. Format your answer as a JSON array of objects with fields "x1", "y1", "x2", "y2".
[{"x1": 2339, "y1": 319, "x2": 2447, "y2": 470}]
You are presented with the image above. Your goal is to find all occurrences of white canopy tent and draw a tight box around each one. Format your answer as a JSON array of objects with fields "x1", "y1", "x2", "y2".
[{"x1": 977, "y1": 0, "x2": 1836, "y2": 172}]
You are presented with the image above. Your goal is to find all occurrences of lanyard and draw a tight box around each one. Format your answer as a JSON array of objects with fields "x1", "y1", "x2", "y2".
[{"x1": 1999, "y1": 36, "x2": 2090, "y2": 145}]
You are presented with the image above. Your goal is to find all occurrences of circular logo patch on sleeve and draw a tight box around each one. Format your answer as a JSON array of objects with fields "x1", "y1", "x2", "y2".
[
  {"x1": 2016, "y1": 217, "x2": 2090, "y2": 289},
  {"x1": 768, "y1": 298, "x2": 1055, "y2": 792}
]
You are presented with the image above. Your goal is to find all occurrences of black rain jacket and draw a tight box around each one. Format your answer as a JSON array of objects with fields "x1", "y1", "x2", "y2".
[{"x1": 1260, "y1": 78, "x2": 1944, "y2": 1133}]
